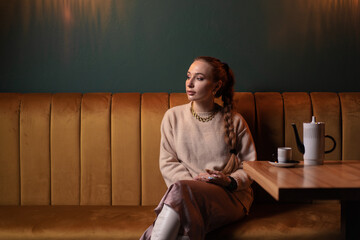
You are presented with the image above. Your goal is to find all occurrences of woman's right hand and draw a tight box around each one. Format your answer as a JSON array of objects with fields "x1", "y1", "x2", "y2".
[
  {"x1": 195, "y1": 170, "x2": 231, "y2": 187},
  {"x1": 194, "y1": 172, "x2": 211, "y2": 182}
]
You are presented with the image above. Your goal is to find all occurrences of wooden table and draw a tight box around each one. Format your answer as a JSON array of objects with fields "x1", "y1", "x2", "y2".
[{"x1": 243, "y1": 161, "x2": 360, "y2": 240}]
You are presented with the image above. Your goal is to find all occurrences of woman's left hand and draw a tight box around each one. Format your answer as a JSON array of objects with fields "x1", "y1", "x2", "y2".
[{"x1": 194, "y1": 169, "x2": 231, "y2": 187}]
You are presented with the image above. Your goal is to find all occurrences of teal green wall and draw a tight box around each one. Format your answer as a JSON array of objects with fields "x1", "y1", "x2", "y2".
[{"x1": 1, "y1": 0, "x2": 359, "y2": 93}]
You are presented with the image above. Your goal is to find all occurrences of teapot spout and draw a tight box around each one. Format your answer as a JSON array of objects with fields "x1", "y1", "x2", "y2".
[{"x1": 291, "y1": 123, "x2": 305, "y2": 154}]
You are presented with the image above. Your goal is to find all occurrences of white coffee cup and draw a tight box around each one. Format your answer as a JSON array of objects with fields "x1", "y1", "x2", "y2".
[{"x1": 277, "y1": 147, "x2": 292, "y2": 163}]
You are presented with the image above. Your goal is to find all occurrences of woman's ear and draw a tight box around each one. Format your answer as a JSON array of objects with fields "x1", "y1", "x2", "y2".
[{"x1": 214, "y1": 80, "x2": 223, "y2": 92}]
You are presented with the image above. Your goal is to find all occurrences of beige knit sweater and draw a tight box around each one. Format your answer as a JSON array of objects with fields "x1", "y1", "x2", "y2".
[{"x1": 159, "y1": 102, "x2": 257, "y2": 210}]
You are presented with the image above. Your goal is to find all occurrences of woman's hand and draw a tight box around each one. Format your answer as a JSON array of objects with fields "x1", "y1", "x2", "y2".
[{"x1": 194, "y1": 169, "x2": 231, "y2": 187}]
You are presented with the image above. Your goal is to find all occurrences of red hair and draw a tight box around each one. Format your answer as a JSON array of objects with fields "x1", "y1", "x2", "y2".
[{"x1": 194, "y1": 56, "x2": 239, "y2": 175}]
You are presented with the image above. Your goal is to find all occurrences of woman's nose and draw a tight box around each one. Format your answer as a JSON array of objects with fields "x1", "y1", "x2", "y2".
[{"x1": 187, "y1": 77, "x2": 194, "y2": 88}]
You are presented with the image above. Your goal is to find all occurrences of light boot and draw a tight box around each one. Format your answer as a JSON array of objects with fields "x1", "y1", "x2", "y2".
[{"x1": 151, "y1": 204, "x2": 180, "y2": 240}]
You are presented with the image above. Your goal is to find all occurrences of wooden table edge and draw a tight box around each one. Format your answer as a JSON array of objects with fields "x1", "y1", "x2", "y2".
[{"x1": 243, "y1": 161, "x2": 279, "y2": 201}]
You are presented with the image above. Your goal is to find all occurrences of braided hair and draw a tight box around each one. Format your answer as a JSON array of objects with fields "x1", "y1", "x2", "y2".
[{"x1": 194, "y1": 56, "x2": 239, "y2": 175}]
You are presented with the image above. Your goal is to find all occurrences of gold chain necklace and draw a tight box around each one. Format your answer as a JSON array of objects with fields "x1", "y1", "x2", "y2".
[{"x1": 190, "y1": 102, "x2": 218, "y2": 122}]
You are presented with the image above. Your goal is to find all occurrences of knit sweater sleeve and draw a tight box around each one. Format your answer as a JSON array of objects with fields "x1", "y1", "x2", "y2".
[
  {"x1": 229, "y1": 114, "x2": 257, "y2": 191},
  {"x1": 159, "y1": 111, "x2": 193, "y2": 187}
]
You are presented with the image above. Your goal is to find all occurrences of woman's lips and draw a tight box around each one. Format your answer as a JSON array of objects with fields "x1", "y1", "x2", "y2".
[{"x1": 187, "y1": 91, "x2": 196, "y2": 96}]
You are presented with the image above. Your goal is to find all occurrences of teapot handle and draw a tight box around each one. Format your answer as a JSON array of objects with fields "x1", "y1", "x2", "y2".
[{"x1": 325, "y1": 135, "x2": 336, "y2": 154}]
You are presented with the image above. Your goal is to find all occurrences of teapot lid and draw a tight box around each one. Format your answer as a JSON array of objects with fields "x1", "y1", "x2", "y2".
[
  {"x1": 306, "y1": 116, "x2": 324, "y2": 125},
  {"x1": 311, "y1": 116, "x2": 316, "y2": 123}
]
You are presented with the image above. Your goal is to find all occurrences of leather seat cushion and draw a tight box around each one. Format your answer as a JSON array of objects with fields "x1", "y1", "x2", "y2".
[
  {"x1": 0, "y1": 202, "x2": 340, "y2": 240},
  {"x1": 208, "y1": 202, "x2": 341, "y2": 240},
  {"x1": 0, "y1": 206, "x2": 155, "y2": 240}
]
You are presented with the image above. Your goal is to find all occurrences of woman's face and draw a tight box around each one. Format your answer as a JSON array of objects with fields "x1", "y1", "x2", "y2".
[{"x1": 186, "y1": 60, "x2": 220, "y2": 103}]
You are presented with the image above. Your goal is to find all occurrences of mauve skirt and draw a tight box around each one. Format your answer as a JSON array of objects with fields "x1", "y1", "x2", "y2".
[{"x1": 140, "y1": 180, "x2": 252, "y2": 240}]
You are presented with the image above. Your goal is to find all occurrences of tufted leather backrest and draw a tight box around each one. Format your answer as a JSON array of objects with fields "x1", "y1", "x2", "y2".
[{"x1": 0, "y1": 92, "x2": 359, "y2": 206}]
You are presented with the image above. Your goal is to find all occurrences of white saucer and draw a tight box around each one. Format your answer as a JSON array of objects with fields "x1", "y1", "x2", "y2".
[{"x1": 268, "y1": 161, "x2": 300, "y2": 168}]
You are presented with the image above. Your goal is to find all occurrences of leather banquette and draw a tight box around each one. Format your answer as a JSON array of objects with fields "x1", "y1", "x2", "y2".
[{"x1": 0, "y1": 92, "x2": 359, "y2": 239}]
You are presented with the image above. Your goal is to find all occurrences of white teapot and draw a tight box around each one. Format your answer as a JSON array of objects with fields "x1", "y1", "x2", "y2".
[{"x1": 291, "y1": 116, "x2": 336, "y2": 165}]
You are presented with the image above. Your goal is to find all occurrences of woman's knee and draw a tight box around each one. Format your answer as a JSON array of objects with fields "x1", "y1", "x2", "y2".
[
  {"x1": 164, "y1": 180, "x2": 205, "y2": 206},
  {"x1": 173, "y1": 179, "x2": 223, "y2": 194},
  {"x1": 170, "y1": 180, "x2": 208, "y2": 196},
  {"x1": 173, "y1": 180, "x2": 196, "y2": 188}
]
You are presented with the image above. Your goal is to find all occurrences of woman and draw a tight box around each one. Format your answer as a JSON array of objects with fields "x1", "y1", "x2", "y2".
[{"x1": 140, "y1": 56, "x2": 256, "y2": 240}]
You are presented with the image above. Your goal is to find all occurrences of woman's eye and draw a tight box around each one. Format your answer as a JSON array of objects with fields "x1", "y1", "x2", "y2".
[
  {"x1": 197, "y1": 77, "x2": 204, "y2": 81},
  {"x1": 186, "y1": 75, "x2": 190, "y2": 80}
]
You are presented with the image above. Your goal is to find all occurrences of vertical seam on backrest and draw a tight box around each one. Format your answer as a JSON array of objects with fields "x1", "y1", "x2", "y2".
[
  {"x1": 18, "y1": 94, "x2": 22, "y2": 206},
  {"x1": 254, "y1": 92, "x2": 259, "y2": 159},
  {"x1": 139, "y1": 93, "x2": 143, "y2": 206},
  {"x1": 338, "y1": 93, "x2": 343, "y2": 160},
  {"x1": 109, "y1": 93, "x2": 113, "y2": 206},
  {"x1": 49, "y1": 94, "x2": 53, "y2": 205},
  {"x1": 309, "y1": 92, "x2": 314, "y2": 118},
  {"x1": 79, "y1": 94, "x2": 83, "y2": 205},
  {"x1": 168, "y1": 92, "x2": 170, "y2": 109}
]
